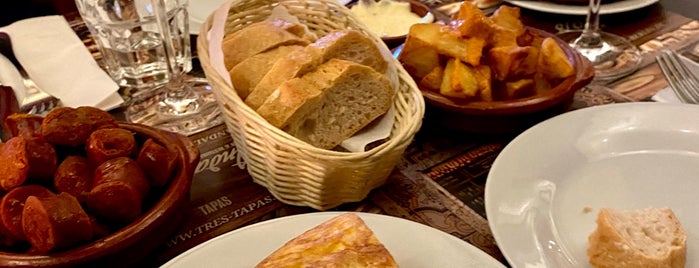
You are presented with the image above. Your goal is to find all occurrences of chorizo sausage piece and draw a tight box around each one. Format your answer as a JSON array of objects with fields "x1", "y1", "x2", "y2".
[
  {"x1": 53, "y1": 156, "x2": 93, "y2": 202},
  {"x1": 137, "y1": 138, "x2": 177, "y2": 187},
  {"x1": 86, "y1": 181, "x2": 143, "y2": 223},
  {"x1": 0, "y1": 185, "x2": 54, "y2": 240},
  {"x1": 85, "y1": 128, "x2": 136, "y2": 165},
  {"x1": 41, "y1": 106, "x2": 117, "y2": 147},
  {"x1": 0, "y1": 136, "x2": 29, "y2": 190},
  {"x1": 21, "y1": 192, "x2": 93, "y2": 253},
  {"x1": 24, "y1": 139, "x2": 58, "y2": 183},
  {"x1": 86, "y1": 157, "x2": 150, "y2": 222},
  {"x1": 3, "y1": 113, "x2": 43, "y2": 139}
]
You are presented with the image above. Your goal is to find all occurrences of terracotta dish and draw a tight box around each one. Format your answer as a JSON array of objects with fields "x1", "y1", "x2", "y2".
[
  {"x1": 0, "y1": 122, "x2": 199, "y2": 267},
  {"x1": 396, "y1": 27, "x2": 594, "y2": 133}
]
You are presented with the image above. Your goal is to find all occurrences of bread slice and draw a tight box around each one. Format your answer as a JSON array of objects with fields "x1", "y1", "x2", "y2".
[
  {"x1": 256, "y1": 58, "x2": 393, "y2": 149},
  {"x1": 245, "y1": 30, "x2": 388, "y2": 110},
  {"x1": 229, "y1": 45, "x2": 305, "y2": 99},
  {"x1": 255, "y1": 213, "x2": 398, "y2": 268},
  {"x1": 221, "y1": 19, "x2": 313, "y2": 70},
  {"x1": 587, "y1": 207, "x2": 687, "y2": 268}
]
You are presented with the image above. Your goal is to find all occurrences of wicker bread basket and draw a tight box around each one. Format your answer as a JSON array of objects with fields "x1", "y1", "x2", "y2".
[{"x1": 197, "y1": 0, "x2": 424, "y2": 210}]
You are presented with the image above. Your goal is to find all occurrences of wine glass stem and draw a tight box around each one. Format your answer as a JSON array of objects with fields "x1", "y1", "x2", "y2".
[
  {"x1": 578, "y1": 0, "x2": 603, "y2": 48},
  {"x1": 152, "y1": 0, "x2": 197, "y2": 114}
]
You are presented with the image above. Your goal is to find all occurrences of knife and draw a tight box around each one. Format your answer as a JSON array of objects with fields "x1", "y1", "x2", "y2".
[{"x1": 0, "y1": 84, "x2": 20, "y2": 141}]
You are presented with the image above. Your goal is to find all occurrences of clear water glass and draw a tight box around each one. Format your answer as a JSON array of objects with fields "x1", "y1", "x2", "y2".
[{"x1": 77, "y1": 0, "x2": 222, "y2": 135}]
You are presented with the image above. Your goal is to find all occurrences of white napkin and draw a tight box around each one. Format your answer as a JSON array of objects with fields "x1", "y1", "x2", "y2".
[
  {"x1": 652, "y1": 53, "x2": 699, "y2": 104},
  {"x1": 0, "y1": 15, "x2": 123, "y2": 111}
]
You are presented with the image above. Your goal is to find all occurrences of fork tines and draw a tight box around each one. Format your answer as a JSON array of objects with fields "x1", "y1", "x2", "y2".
[{"x1": 656, "y1": 50, "x2": 699, "y2": 104}]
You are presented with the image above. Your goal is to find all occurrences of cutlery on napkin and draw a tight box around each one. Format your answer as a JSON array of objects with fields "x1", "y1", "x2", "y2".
[
  {"x1": 652, "y1": 52, "x2": 699, "y2": 104},
  {"x1": 0, "y1": 15, "x2": 123, "y2": 111}
]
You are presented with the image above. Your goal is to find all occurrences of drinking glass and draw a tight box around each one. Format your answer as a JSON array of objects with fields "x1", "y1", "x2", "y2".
[
  {"x1": 556, "y1": 0, "x2": 641, "y2": 81},
  {"x1": 76, "y1": 0, "x2": 222, "y2": 135}
]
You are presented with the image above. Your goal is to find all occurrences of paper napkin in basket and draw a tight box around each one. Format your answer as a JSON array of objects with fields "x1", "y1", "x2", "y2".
[
  {"x1": 652, "y1": 53, "x2": 699, "y2": 104},
  {"x1": 0, "y1": 15, "x2": 123, "y2": 111}
]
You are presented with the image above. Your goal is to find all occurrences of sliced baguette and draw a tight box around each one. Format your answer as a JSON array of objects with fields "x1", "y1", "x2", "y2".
[
  {"x1": 256, "y1": 58, "x2": 393, "y2": 149},
  {"x1": 221, "y1": 20, "x2": 313, "y2": 70},
  {"x1": 587, "y1": 207, "x2": 687, "y2": 268},
  {"x1": 245, "y1": 30, "x2": 388, "y2": 110},
  {"x1": 229, "y1": 45, "x2": 305, "y2": 99}
]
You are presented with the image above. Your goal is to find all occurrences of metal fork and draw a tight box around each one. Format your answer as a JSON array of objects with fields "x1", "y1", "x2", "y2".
[
  {"x1": 0, "y1": 32, "x2": 61, "y2": 115},
  {"x1": 656, "y1": 49, "x2": 699, "y2": 104}
]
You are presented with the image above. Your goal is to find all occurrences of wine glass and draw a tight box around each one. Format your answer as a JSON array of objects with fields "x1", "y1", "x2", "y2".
[
  {"x1": 77, "y1": 0, "x2": 222, "y2": 135},
  {"x1": 122, "y1": 0, "x2": 222, "y2": 135},
  {"x1": 556, "y1": 0, "x2": 641, "y2": 81}
]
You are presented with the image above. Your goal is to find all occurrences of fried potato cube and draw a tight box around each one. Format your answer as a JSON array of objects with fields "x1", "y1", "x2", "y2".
[
  {"x1": 490, "y1": 5, "x2": 525, "y2": 37},
  {"x1": 441, "y1": 59, "x2": 478, "y2": 99},
  {"x1": 487, "y1": 45, "x2": 539, "y2": 81},
  {"x1": 474, "y1": 65, "x2": 493, "y2": 101},
  {"x1": 538, "y1": 37, "x2": 575, "y2": 80},
  {"x1": 398, "y1": 37, "x2": 441, "y2": 80},
  {"x1": 450, "y1": 1, "x2": 493, "y2": 39},
  {"x1": 451, "y1": 59, "x2": 479, "y2": 98},
  {"x1": 407, "y1": 23, "x2": 485, "y2": 66},
  {"x1": 488, "y1": 25, "x2": 519, "y2": 48},
  {"x1": 419, "y1": 66, "x2": 444, "y2": 92},
  {"x1": 502, "y1": 79, "x2": 535, "y2": 100}
]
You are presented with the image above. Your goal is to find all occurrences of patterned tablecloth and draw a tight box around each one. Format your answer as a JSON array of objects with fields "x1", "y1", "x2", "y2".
[{"x1": 65, "y1": 1, "x2": 699, "y2": 266}]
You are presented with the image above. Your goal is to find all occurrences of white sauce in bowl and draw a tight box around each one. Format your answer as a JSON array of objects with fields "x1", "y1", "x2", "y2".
[{"x1": 350, "y1": 0, "x2": 434, "y2": 38}]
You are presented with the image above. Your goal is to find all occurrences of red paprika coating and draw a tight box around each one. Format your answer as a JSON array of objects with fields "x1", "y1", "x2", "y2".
[
  {"x1": 0, "y1": 185, "x2": 54, "y2": 240},
  {"x1": 21, "y1": 192, "x2": 93, "y2": 253},
  {"x1": 85, "y1": 128, "x2": 136, "y2": 165},
  {"x1": 3, "y1": 113, "x2": 43, "y2": 139},
  {"x1": 24, "y1": 138, "x2": 58, "y2": 183},
  {"x1": 0, "y1": 136, "x2": 29, "y2": 190},
  {"x1": 86, "y1": 157, "x2": 149, "y2": 222},
  {"x1": 41, "y1": 107, "x2": 117, "y2": 147},
  {"x1": 53, "y1": 156, "x2": 93, "y2": 202},
  {"x1": 137, "y1": 138, "x2": 176, "y2": 187}
]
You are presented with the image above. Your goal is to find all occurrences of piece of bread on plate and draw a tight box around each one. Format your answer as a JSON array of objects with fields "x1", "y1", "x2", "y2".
[
  {"x1": 256, "y1": 58, "x2": 393, "y2": 149},
  {"x1": 245, "y1": 30, "x2": 388, "y2": 109},
  {"x1": 587, "y1": 207, "x2": 687, "y2": 268},
  {"x1": 229, "y1": 45, "x2": 305, "y2": 99},
  {"x1": 255, "y1": 213, "x2": 398, "y2": 268},
  {"x1": 221, "y1": 19, "x2": 313, "y2": 70}
]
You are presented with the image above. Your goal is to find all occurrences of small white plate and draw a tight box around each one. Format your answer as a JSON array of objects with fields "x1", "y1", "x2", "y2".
[
  {"x1": 187, "y1": 0, "x2": 353, "y2": 35},
  {"x1": 485, "y1": 102, "x2": 699, "y2": 267},
  {"x1": 162, "y1": 212, "x2": 506, "y2": 267},
  {"x1": 505, "y1": 0, "x2": 658, "y2": 15}
]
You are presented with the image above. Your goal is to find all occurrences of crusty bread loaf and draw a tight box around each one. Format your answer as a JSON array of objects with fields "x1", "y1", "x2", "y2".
[
  {"x1": 244, "y1": 30, "x2": 388, "y2": 110},
  {"x1": 221, "y1": 20, "x2": 313, "y2": 70},
  {"x1": 255, "y1": 213, "x2": 398, "y2": 268},
  {"x1": 587, "y1": 207, "x2": 687, "y2": 268},
  {"x1": 256, "y1": 58, "x2": 393, "y2": 149},
  {"x1": 229, "y1": 45, "x2": 305, "y2": 99}
]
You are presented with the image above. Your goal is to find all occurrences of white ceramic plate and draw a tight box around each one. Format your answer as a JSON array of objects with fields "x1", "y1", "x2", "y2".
[
  {"x1": 505, "y1": 0, "x2": 658, "y2": 15},
  {"x1": 187, "y1": 0, "x2": 353, "y2": 35},
  {"x1": 485, "y1": 102, "x2": 699, "y2": 267},
  {"x1": 162, "y1": 212, "x2": 506, "y2": 267}
]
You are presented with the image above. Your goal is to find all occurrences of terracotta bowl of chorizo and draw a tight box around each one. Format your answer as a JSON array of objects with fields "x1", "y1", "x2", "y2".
[{"x1": 0, "y1": 107, "x2": 200, "y2": 267}]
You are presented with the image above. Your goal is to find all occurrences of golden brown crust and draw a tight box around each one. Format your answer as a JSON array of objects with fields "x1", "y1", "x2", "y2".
[
  {"x1": 221, "y1": 20, "x2": 311, "y2": 71},
  {"x1": 256, "y1": 213, "x2": 398, "y2": 268},
  {"x1": 587, "y1": 208, "x2": 687, "y2": 268}
]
